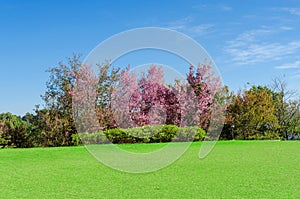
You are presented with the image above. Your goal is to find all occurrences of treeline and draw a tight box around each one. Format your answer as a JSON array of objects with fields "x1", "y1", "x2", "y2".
[
  {"x1": 0, "y1": 55, "x2": 299, "y2": 148},
  {"x1": 222, "y1": 84, "x2": 300, "y2": 140}
]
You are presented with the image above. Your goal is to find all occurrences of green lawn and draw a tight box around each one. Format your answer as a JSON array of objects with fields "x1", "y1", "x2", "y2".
[{"x1": 1, "y1": 141, "x2": 300, "y2": 198}]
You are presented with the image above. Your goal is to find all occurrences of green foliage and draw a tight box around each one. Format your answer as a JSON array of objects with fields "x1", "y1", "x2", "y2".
[
  {"x1": 78, "y1": 125, "x2": 205, "y2": 144},
  {"x1": 95, "y1": 62, "x2": 121, "y2": 129},
  {"x1": 173, "y1": 126, "x2": 206, "y2": 141},
  {"x1": 225, "y1": 86, "x2": 279, "y2": 140},
  {"x1": 80, "y1": 131, "x2": 108, "y2": 145},
  {"x1": 158, "y1": 125, "x2": 179, "y2": 142},
  {"x1": 0, "y1": 113, "x2": 38, "y2": 148},
  {"x1": 37, "y1": 55, "x2": 82, "y2": 146},
  {"x1": 105, "y1": 128, "x2": 129, "y2": 143},
  {"x1": 22, "y1": 112, "x2": 42, "y2": 145},
  {"x1": 0, "y1": 130, "x2": 10, "y2": 148},
  {"x1": 192, "y1": 127, "x2": 206, "y2": 141},
  {"x1": 71, "y1": 133, "x2": 82, "y2": 146},
  {"x1": 37, "y1": 55, "x2": 123, "y2": 146},
  {"x1": 270, "y1": 77, "x2": 300, "y2": 139}
]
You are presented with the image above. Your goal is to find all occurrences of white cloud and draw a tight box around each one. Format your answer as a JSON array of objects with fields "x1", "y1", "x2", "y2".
[
  {"x1": 169, "y1": 16, "x2": 193, "y2": 27},
  {"x1": 275, "y1": 61, "x2": 300, "y2": 69},
  {"x1": 229, "y1": 28, "x2": 272, "y2": 44},
  {"x1": 168, "y1": 16, "x2": 214, "y2": 37},
  {"x1": 281, "y1": 7, "x2": 300, "y2": 16},
  {"x1": 220, "y1": 5, "x2": 232, "y2": 11},
  {"x1": 224, "y1": 28, "x2": 300, "y2": 65},
  {"x1": 192, "y1": 3, "x2": 232, "y2": 11},
  {"x1": 279, "y1": 26, "x2": 293, "y2": 30}
]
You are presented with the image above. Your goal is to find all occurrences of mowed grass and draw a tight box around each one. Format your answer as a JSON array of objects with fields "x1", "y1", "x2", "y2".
[{"x1": 1, "y1": 141, "x2": 300, "y2": 198}]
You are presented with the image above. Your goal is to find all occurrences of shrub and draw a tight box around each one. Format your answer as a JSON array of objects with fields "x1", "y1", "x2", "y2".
[
  {"x1": 105, "y1": 128, "x2": 129, "y2": 144},
  {"x1": 79, "y1": 131, "x2": 108, "y2": 145},
  {"x1": 76, "y1": 125, "x2": 205, "y2": 145},
  {"x1": 158, "y1": 125, "x2": 179, "y2": 142},
  {"x1": 71, "y1": 133, "x2": 82, "y2": 146}
]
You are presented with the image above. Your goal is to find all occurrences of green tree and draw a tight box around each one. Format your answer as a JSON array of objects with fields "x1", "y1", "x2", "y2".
[
  {"x1": 228, "y1": 86, "x2": 278, "y2": 140},
  {"x1": 270, "y1": 77, "x2": 300, "y2": 139},
  {"x1": 283, "y1": 100, "x2": 300, "y2": 139},
  {"x1": 39, "y1": 55, "x2": 122, "y2": 146},
  {"x1": 0, "y1": 123, "x2": 10, "y2": 148},
  {"x1": 220, "y1": 86, "x2": 236, "y2": 140},
  {"x1": 38, "y1": 54, "x2": 81, "y2": 146},
  {"x1": 22, "y1": 112, "x2": 42, "y2": 144},
  {"x1": 94, "y1": 62, "x2": 121, "y2": 129},
  {"x1": 0, "y1": 112, "x2": 36, "y2": 148}
]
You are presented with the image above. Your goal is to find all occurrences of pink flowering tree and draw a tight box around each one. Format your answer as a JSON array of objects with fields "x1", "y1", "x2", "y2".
[
  {"x1": 71, "y1": 64, "x2": 99, "y2": 133},
  {"x1": 111, "y1": 64, "x2": 224, "y2": 130},
  {"x1": 187, "y1": 63, "x2": 223, "y2": 130},
  {"x1": 111, "y1": 65, "x2": 181, "y2": 128},
  {"x1": 110, "y1": 65, "x2": 140, "y2": 128},
  {"x1": 128, "y1": 66, "x2": 181, "y2": 126},
  {"x1": 72, "y1": 62, "x2": 225, "y2": 137}
]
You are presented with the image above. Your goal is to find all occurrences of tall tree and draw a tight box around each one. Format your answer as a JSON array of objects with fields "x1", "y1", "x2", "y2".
[
  {"x1": 187, "y1": 63, "x2": 223, "y2": 130},
  {"x1": 38, "y1": 54, "x2": 81, "y2": 146},
  {"x1": 71, "y1": 62, "x2": 121, "y2": 131},
  {"x1": 228, "y1": 86, "x2": 278, "y2": 139},
  {"x1": 270, "y1": 77, "x2": 300, "y2": 139},
  {"x1": 219, "y1": 86, "x2": 236, "y2": 140},
  {"x1": 95, "y1": 62, "x2": 121, "y2": 129},
  {"x1": 72, "y1": 63, "x2": 99, "y2": 133}
]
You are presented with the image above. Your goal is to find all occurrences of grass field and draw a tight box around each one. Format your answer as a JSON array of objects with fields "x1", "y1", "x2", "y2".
[{"x1": 1, "y1": 141, "x2": 300, "y2": 198}]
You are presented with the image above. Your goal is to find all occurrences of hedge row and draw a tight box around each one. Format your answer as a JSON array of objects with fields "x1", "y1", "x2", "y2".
[{"x1": 72, "y1": 125, "x2": 206, "y2": 145}]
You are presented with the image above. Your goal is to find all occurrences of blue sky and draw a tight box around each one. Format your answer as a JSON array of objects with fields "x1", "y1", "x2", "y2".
[{"x1": 1, "y1": 0, "x2": 300, "y2": 116}]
